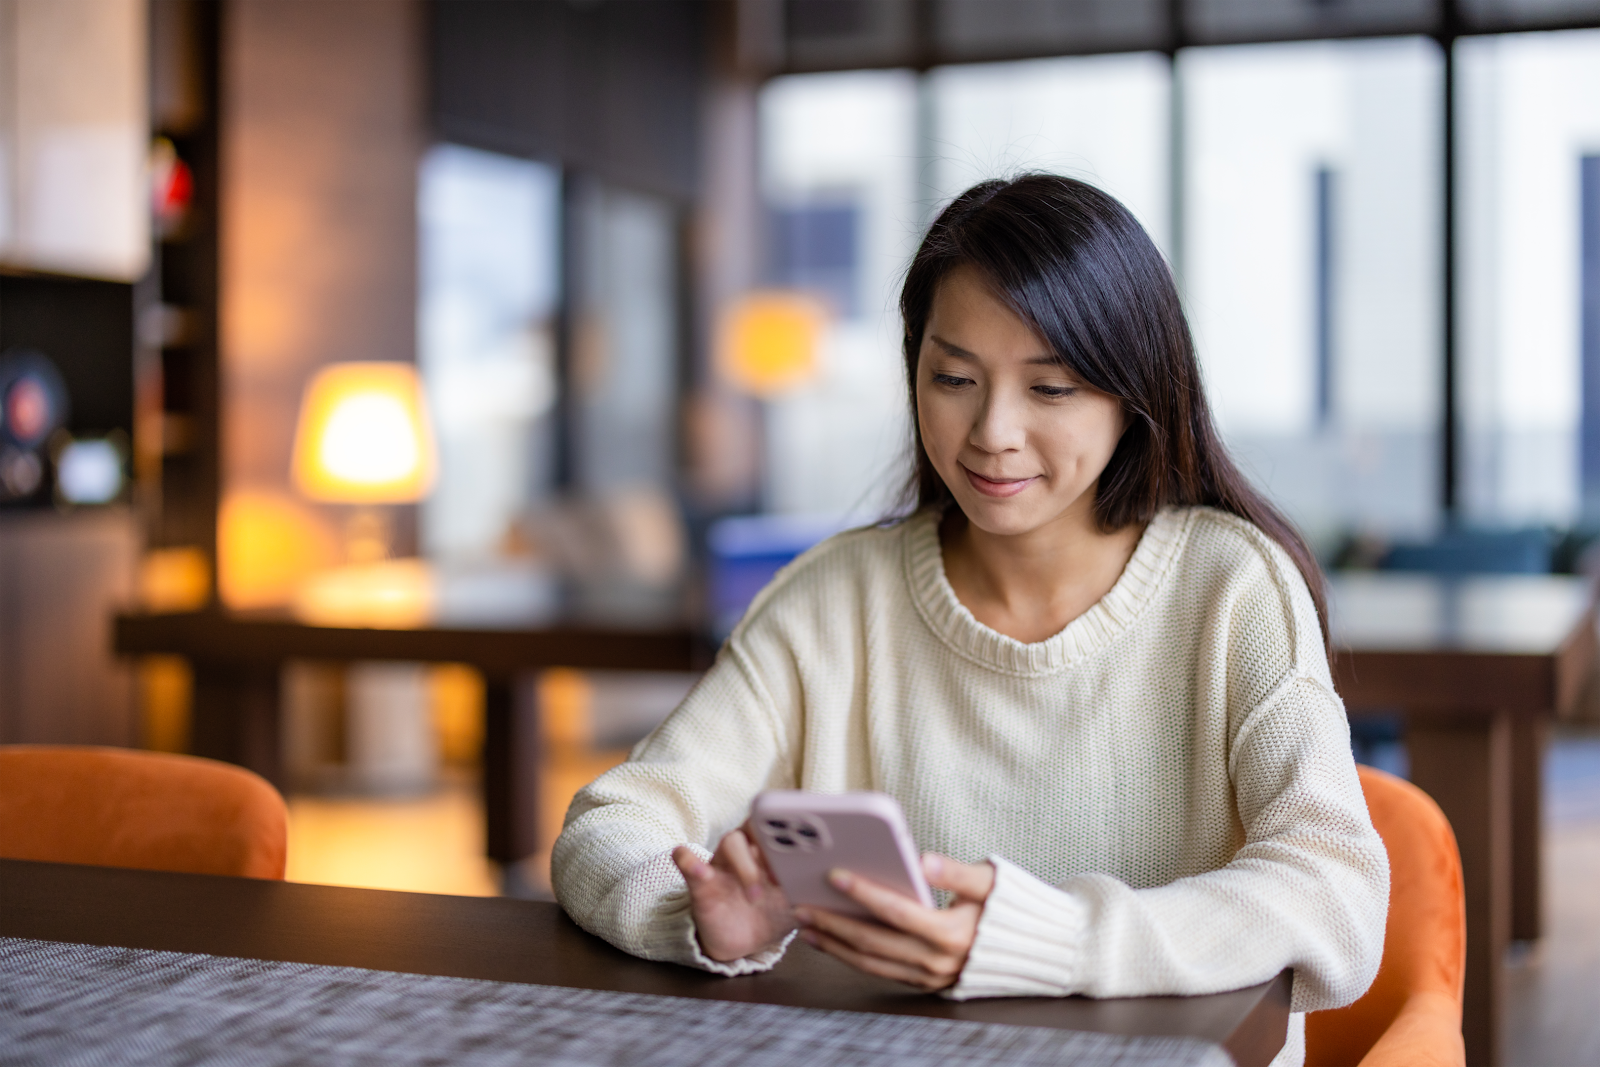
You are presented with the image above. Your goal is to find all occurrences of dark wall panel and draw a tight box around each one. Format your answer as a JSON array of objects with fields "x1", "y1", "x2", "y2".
[
  {"x1": 0, "y1": 275, "x2": 135, "y2": 438},
  {"x1": 431, "y1": 0, "x2": 704, "y2": 202}
]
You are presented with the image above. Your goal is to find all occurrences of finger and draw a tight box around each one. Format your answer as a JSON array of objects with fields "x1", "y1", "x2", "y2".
[
  {"x1": 721, "y1": 830, "x2": 768, "y2": 902},
  {"x1": 922, "y1": 854, "x2": 996, "y2": 902},
  {"x1": 672, "y1": 844, "x2": 712, "y2": 883},
  {"x1": 800, "y1": 927, "x2": 954, "y2": 992},
  {"x1": 740, "y1": 820, "x2": 778, "y2": 881},
  {"x1": 825, "y1": 869, "x2": 951, "y2": 944},
  {"x1": 799, "y1": 902, "x2": 944, "y2": 966}
]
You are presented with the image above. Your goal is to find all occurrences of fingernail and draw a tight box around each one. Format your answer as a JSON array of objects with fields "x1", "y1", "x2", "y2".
[
  {"x1": 793, "y1": 906, "x2": 812, "y2": 925},
  {"x1": 746, "y1": 883, "x2": 762, "y2": 903},
  {"x1": 799, "y1": 929, "x2": 819, "y2": 945},
  {"x1": 923, "y1": 854, "x2": 942, "y2": 878},
  {"x1": 828, "y1": 869, "x2": 852, "y2": 890}
]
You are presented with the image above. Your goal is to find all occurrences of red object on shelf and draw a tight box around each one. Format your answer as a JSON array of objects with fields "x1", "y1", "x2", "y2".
[{"x1": 151, "y1": 139, "x2": 194, "y2": 224}]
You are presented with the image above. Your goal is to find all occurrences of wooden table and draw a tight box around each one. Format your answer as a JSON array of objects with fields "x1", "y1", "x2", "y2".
[
  {"x1": 1328, "y1": 573, "x2": 1596, "y2": 1067},
  {"x1": 113, "y1": 588, "x2": 712, "y2": 866},
  {"x1": 0, "y1": 858, "x2": 1290, "y2": 1066},
  {"x1": 112, "y1": 570, "x2": 1596, "y2": 1065}
]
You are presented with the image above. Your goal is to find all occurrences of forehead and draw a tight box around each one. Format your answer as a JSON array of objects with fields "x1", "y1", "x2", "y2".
[{"x1": 925, "y1": 265, "x2": 1059, "y2": 366}]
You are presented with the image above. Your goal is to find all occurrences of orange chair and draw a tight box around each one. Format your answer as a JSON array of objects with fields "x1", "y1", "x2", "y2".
[
  {"x1": 1306, "y1": 765, "x2": 1466, "y2": 1067},
  {"x1": 0, "y1": 746, "x2": 287, "y2": 879}
]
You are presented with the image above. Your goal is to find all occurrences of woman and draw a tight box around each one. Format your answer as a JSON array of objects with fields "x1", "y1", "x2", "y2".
[{"x1": 552, "y1": 176, "x2": 1388, "y2": 1067}]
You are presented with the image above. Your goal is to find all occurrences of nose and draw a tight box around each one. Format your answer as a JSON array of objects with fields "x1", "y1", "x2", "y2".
[{"x1": 968, "y1": 386, "x2": 1026, "y2": 454}]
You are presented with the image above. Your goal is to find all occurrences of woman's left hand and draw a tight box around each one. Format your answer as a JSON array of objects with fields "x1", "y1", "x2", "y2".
[{"x1": 794, "y1": 853, "x2": 996, "y2": 992}]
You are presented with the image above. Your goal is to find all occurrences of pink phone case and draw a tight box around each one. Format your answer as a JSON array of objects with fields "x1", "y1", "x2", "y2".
[{"x1": 750, "y1": 790, "x2": 934, "y2": 920}]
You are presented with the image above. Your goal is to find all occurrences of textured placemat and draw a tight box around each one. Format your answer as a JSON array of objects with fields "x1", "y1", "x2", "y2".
[{"x1": 0, "y1": 936, "x2": 1231, "y2": 1067}]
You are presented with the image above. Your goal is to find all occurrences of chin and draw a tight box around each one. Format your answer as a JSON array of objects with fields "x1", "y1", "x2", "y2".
[{"x1": 954, "y1": 496, "x2": 1052, "y2": 538}]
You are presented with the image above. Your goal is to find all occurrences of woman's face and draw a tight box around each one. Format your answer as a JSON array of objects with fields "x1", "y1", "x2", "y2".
[{"x1": 916, "y1": 265, "x2": 1127, "y2": 539}]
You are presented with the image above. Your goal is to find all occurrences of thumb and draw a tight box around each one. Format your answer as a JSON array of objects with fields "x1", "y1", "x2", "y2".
[
  {"x1": 922, "y1": 853, "x2": 995, "y2": 902},
  {"x1": 673, "y1": 844, "x2": 713, "y2": 884}
]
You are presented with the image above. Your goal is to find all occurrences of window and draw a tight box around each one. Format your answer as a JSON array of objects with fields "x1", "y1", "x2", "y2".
[
  {"x1": 759, "y1": 70, "x2": 919, "y2": 518},
  {"x1": 570, "y1": 181, "x2": 681, "y2": 495},
  {"x1": 757, "y1": 57, "x2": 1171, "y2": 520},
  {"x1": 755, "y1": 23, "x2": 1600, "y2": 546},
  {"x1": 1182, "y1": 37, "x2": 1443, "y2": 546},
  {"x1": 927, "y1": 52, "x2": 1172, "y2": 255},
  {"x1": 417, "y1": 144, "x2": 560, "y2": 561},
  {"x1": 1457, "y1": 29, "x2": 1600, "y2": 526}
]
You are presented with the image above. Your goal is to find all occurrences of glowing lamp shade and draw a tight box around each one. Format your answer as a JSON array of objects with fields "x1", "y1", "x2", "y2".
[
  {"x1": 715, "y1": 291, "x2": 826, "y2": 398},
  {"x1": 291, "y1": 363, "x2": 437, "y2": 504}
]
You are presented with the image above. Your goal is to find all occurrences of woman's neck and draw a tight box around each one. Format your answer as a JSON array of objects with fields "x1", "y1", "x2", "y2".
[{"x1": 939, "y1": 500, "x2": 1145, "y2": 645}]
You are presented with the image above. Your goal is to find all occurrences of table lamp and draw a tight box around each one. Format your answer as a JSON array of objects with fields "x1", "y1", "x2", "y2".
[
  {"x1": 291, "y1": 361, "x2": 437, "y2": 563},
  {"x1": 290, "y1": 363, "x2": 439, "y2": 789}
]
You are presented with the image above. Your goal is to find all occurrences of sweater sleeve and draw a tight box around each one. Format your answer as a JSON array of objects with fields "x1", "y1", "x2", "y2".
[
  {"x1": 550, "y1": 637, "x2": 800, "y2": 975},
  {"x1": 951, "y1": 669, "x2": 1389, "y2": 1012}
]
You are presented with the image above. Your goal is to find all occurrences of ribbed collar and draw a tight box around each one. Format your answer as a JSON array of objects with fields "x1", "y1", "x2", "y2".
[{"x1": 902, "y1": 506, "x2": 1193, "y2": 677}]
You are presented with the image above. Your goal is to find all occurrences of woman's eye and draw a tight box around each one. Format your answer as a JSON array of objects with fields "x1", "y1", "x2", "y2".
[
  {"x1": 933, "y1": 374, "x2": 973, "y2": 388},
  {"x1": 1033, "y1": 385, "x2": 1076, "y2": 399}
]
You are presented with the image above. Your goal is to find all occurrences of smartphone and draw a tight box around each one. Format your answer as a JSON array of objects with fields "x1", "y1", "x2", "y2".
[{"x1": 749, "y1": 790, "x2": 934, "y2": 921}]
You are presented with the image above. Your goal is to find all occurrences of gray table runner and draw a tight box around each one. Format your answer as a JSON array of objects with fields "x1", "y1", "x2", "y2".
[{"x1": 0, "y1": 937, "x2": 1230, "y2": 1067}]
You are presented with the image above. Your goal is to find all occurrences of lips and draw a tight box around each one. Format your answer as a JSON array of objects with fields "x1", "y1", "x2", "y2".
[{"x1": 961, "y1": 465, "x2": 1036, "y2": 498}]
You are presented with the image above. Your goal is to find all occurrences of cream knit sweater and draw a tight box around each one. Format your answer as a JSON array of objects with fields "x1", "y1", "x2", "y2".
[{"x1": 552, "y1": 506, "x2": 1389, "y2": 1067}]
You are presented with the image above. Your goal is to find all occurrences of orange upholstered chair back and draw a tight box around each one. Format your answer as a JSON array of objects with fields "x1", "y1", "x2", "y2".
[
  {"x1": 1306, "y1": 765, "x2": 1466, "y2": 1067},
  {"x1": 0, "y1": 746, "x2": 287, "y2": 880}
]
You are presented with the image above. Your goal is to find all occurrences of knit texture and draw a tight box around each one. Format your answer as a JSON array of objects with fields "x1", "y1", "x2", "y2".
[{"x1": 553, "y1": 507, "x2": 1389, "y2": 1067}]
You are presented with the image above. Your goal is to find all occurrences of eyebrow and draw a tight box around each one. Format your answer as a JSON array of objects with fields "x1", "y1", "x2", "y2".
[{"x1": 929, "y1": 334, "x2": 1061, "y2": 366}]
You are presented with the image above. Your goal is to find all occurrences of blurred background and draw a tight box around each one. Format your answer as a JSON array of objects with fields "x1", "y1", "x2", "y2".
[{"x1": 1, "y1": 0, "x2": 1599, "y2": 1057}]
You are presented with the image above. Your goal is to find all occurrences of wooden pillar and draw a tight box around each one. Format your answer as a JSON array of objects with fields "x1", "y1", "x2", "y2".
[
  {"x1": 1510, "y1": 714, "x2": 1547, "y2": 941},
  {"x1": 482, "y1": 673, "x2": 541, "y2": 866},
  {"x1": 1409, "y1": 713, "x2": 1511, "y2": 1067},
  {"x1": 189, "y1": 659, "x2": 282, "y2": 788}
]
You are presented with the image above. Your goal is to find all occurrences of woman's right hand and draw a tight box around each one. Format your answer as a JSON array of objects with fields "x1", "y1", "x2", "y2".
[{"x1": 672, "y1": 826, "x2": 796, "y2": 962}]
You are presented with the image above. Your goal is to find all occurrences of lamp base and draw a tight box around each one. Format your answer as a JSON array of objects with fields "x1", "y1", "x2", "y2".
[{"x1": 345, "y1": 507, "x2": 391, "y2": 564}]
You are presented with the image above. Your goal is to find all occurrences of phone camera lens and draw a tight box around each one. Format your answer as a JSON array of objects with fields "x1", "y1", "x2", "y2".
[
  {"x1": 765, "y1": 819, "x2": 789, "y2": 830},
  {"x1": 796, "y1": 827, "x2": 818, "y2": 838},
  {"x1": 774, "y1": 835, "x2": 796, "y2": 846}
]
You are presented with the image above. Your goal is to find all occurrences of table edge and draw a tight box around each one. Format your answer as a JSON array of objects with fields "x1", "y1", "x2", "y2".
[{"x1": 0, "y1": 859, "x2": 1287, "y2": 1063}]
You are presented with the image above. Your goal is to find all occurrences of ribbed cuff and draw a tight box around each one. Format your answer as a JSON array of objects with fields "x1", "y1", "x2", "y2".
[
  {"x1": 946, "y1": 856, "x2": 1088, "y2": 1000},
  {"x1": 686, "y1": 922, "x2": 796, "y2": 976},
  {"x1": 655, "y1": 844, "x2": 796, "y2": 976}
]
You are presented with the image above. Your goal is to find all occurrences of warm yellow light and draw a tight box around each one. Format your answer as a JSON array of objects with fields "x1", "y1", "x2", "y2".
[
  {"x1": 430, "y1": 665, "x2": 485, "y2": 767},
  {"x1": 218, "y1": 488, "x2": 339, "y2": 609},
  {"x1": 138, "y1": 656, "x2": 192, "y2": 754},
  {"x1": 293, "y1": 558, "x2": 435, "y2": 629},
  {"x1": 715, "y1": 291, "x2": 826, "y2": 398},
  {"x1": 291, "y1": 362, "x2": 437, "y2": 503},
  {"x1": 139, "y1": 546, "x2": 211, "y2": 612}
]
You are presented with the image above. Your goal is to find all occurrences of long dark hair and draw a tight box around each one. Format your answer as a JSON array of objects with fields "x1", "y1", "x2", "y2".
[{"x1": 899, "y1": 175, "x2": 1329, "y2": 650}]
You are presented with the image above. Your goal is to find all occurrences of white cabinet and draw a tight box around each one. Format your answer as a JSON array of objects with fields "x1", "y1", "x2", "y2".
[{"x1": 0, "y1": 0, "x2": 149, "y2": 281}]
